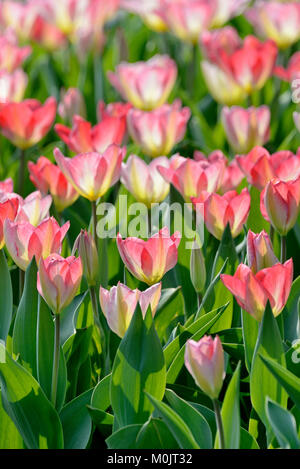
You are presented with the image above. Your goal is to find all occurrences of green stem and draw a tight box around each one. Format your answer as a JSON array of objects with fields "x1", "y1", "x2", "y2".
[
  {"x1": 91, "y1": 200, "x2": 98, "y2": 250},
  {"x1": 89, "y1": 285, "x2": 108, "y2": 374},
  {"x1": 18, "y1": 149, "x2": 26, "y2": 196},
  {"x1": 197, "y1": 292, "x2": 202, "y2": 310},
  {"x1": 280, "y1": 235, "x2": 287, "y2": 263},
  {"x1": 148, "y1": 209, "x2": 152, "y2": 237},
  {"x1": 213, "y1": 399, "x2": 226, "y2": 450},
  {"x1": 51, "y1": 314, "x2": 60, "y2": 408},
  {"x1": 269, "y1": 224, "x2": 274, "y2": 245},
  {"x1": 19, "y1": 268, "x2": 25, "y2": 302}
]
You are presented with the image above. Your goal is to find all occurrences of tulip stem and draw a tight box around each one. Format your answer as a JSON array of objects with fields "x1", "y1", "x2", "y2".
[
  {"x1": 213, "y1": 399, "x2": 225, "y2": 449},
  {"x1": 91, "y1": 200, "x2": 98, "y2": 250},
  {"x1": 51, "y1": 313, "x2": 60, "y2": 408},
  {"x1": 280, "y1": 236, "x2": 287, "y2": 263},
  {"x1": 19, "y1": 268, "x2": 25, "y2": 301},
  {"x1": 89, "y1": 285, "x2": 107, "y2": 374},
  {"x1": 18, "y1": 149, "x2": 26, "y2": 196},
  {"x1": 270, "y1": 224, "x2": 274, "y2": 245}
]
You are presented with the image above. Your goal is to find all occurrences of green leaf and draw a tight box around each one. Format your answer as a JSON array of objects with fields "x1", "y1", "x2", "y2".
[
  {"x1": 266, "y1": 399, "x2": 300, "y2": 449},
  {"x1": 0, "y1": 390, "x2": 25, "y2": 449},
  {"x1": 110, "y1": 306, "x2": 166, "y2": 428},
  {"x1": 87, "y1": 406, "x2": 113, "y2": 436},
  {"x1": 154, "y1": 288, "x2": 184, "y2": 341},
  {"x1": 215, "y1": 362, "x2": 241, "y2": 449},
  {"x1": 105, "y1": 424, "x2": 144, "y2": 449},
  {"x1": 259, "y1": 356, "x2": 300, "y2": 410},
  {"x1": 145, "y1": 392, "x2": 199, "y2": 449},
  {"x1": 36, "y1": 296, "x2": 67, "y2": 412},
  {"x1": 91, "y1": 373, "x2": 111, "y2": 411},
  {"x1": 165, "y1": 389, "x2": 212, "y2": 448},
  {"x1": 135, "y1": 417, "x2": 179, "y2": 449},
  {"x1": 282, "y1": 275, "x2": 300, "y2": 343},
  {"x1": 60, "y1": 389, "x2": 93, "y2": 449},
  {"x1": 60, "y1": 292, "x2": 88, "y2": 346},
  {"x1": 247, "y1": 186, "x2": 269, "y2": 234},
  {"x1": 250, "y1": 303, "x2": 287, "y2": 433},
  {"x1": 0, "y1": 343, "x2": 64, "y2": 449},
  {"x1": 0, "y1": 250, "x2": 13, "y2": 343},
  {"x1": 241, "y1": 309, "x2": 259, "y2": 373},
  {"x1": 166, "y1": 304, "x2": 228, "y2": 384},
  {"x1": 240, "y1": 428, "x2": 260, "y2": 449},
  {"x1": 12, "y1": 259, "x2": 39, "y2": 376}
]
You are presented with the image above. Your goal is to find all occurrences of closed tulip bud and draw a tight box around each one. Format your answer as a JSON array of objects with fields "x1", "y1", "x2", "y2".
[
  {"x1": 73, "y1": 230, "x2": 99, "y2": 287},
  {"x1": 185, "y1": 335, "x2": 225, "y2": 400},
  {"x1": 117, "y1": 227, "x2": 181, "y2": 285},
  {"x1": 58, "y1": 87, "x2": 86, "y2": 122},
  {"x1": 37, "y1": 254, "x2": 82, "y2": 314},
  {"x1": 99, "y1": 282, "x2": 161, "y2": 338},
  {"x1": 190, "y1": 239, "x2": 206, "y2": 293},
  {"x1": 0, "y1": 197, "x2": 19, "y2": 249},
  {"x1": 221, "y1": 260, "x2": 293, "y2": 321},
  {"x1": 247, "y1": 230, "x2": 278, "y2": 273}
]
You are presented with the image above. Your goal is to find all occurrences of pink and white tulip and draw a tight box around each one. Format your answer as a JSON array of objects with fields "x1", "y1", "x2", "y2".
[
  {"x1": 15, "y1": 191, "x2": 52, "y2": 226},
  {"x1": 0, "y1": 69, "x2": 28, "y2": 103},
  {"x1": 247, "y1": 230, "x2": 279, "y2": 274},
  {"x1": 0, "y1": 29, "x2": 31, "y2": 72},
  {"x1": 0, "y1": 196, "x2": 19, "y2": 249},
  {"x1": 120, "y1": 0, "x2": 168, "y2": 32},
  {"x1": 58, "y1": 87, "x2": 86, "y2": 122}
]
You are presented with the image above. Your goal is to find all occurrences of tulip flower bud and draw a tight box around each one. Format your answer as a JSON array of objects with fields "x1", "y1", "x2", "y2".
[
  {"x1": 73, "y1": 230, "x2": 99, "y2": 287},
  {"x1": 185, "y1": 335, "x2": 225, "y2": 400},
  {"x1": 190, "y1": 239, "x2": 206, "y2": 293},
  {"x1": 58, "y1": 87, "x2": 86, "y2": 122},
  {"x1": 247, "y1": 230, "x2": 278, "y2": 273}
]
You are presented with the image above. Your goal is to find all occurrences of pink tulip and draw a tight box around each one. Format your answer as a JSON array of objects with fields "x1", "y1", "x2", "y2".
[
  {"x1": 194, "y1": 150, "x2": 245, "y2": 194},
  {"x1": 200, "y1": 27, "x2": 277, "y2": 104},
  {"x1": 108, "y1": 55, "x2": 177, "y2": 110},
  {"x1": 246, "y1": 1, "x2": 300, "y2": 49},
  {"x1": 0, "y1": 197, "x2": 19, "y2": 249},
  {"x1": 28, "y1": 156, "x2": 79, "y2": 212},
  {"x1": 0, "y1": 69, "x2": 28, "y2": 103},
  {"x1": 97, "y1": 101, "x2": 132, "y2": 122},
  {"x1": 55, "y1": 114, "x2": 126, "y2": 154},
  {"x1": 4, "y1": 217, "x2": 69, "y2": 271},
  {"x1": 275, "y1": 51, "x2": 300, "y2": 82},
  {"x1": 72, "y1": 230, "x2": 99, "y2": 287},
  {"x1": 236, "y1": 146, "x2": 300, "y2": 190},
  {"x1": 0, "y1": 178, "x2": 14, "y2": 194},
  {"x1": 99, "y1": 281, "x2": 161, "y2": 337},
  {"x1": 0, "y1": 29, "x2": 31, "y2": 72},
  {"x1": 121, "y1": 155, "x2": 170, "y2": 207},
  {"x1": 54, "y1": 145, "x2": 126, "y2": 201},
  {"x1": 37, "y1": 253, "x2": 82, "y2": 314},
  {"x1": 158, "y1": 154, "x2": 224, "y2": 202},
  {"x1": 58, "y1": 87, "x2": 86, "y2": 122},
  {"x1": 117, "y1": 227, "x2": 181, "y2": 285},
  {"x1": 120, "y1": 0, "x2": 168, "y2": 32},
  {"x1": 221, "y1": 260, "x2": 293, "y2": 320},
  {"x1": 192, "y1": 188, "x2": 251, "y2": 240},
  {"x1": 247, "y1": 230, "x2": 279, "y2": 274},
  {"x1": 0, "y1": 97, "x2": 57, "y2": 149},
  {"x1": 210, "y1": 0, "x2": 249, "y2": 28},
  {"x1": 185, "y1": 335, "x2": 225, "y2": 399},
  {"x1": 221, "y1": 106, "x2": 270, "y2": 154},
  {"x1": 261, "y1": 177, "x2": 300, "y2": 236},
  {"x1": 127, "y1": 100, "x2": 190, "y2": 158},
  {"x1": 15, "y1": 191, "x2": 52, "y2": 226}
]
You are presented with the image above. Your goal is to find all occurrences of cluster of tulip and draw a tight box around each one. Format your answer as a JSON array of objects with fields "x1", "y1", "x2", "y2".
[{"x1": 0, "y1": 0, "x2": 299, "y2": 452}]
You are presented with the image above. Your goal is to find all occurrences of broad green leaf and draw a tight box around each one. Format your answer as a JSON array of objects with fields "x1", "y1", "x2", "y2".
[
  {"x1": 247, "y1": 186, "x2": 269, "y2": 234},
  {"x1": 259, "y1": 356, "x2": 300, "y2": 410},
  {"x1": 60, "y1": 292, "x2": 88, "y2": 346},
  {"x1": 0, "y1": 250, "x2": 13, "y2": 343},
  {"x1": 195, "y1": 259, "x2": 228, "y2": 320},
  {"x1": 215, "y1": 362, "x2": 240, "y2": 449},
  {"x1": 91, "y1": 373, "x2": 111, "y2": 411},
  {"x1": 241, "y1": 309, "x2": 259, "y2": 373},
  {"x1": 250, "y1": 303, "x2": 287, "y2": 433},
  {"x1": 165, "y1": 389, "x2": 212, "y2": 448},
  {"x1": 110, "y1": 306, "x2": 166, "y2": 428},
  {"x1": 218, "y1": 327, "x2": 244, "y2": 361},
  {"x1": 0, "y1": 343, "x2": 64, "y2": 449},
  {"x1": 145, "y1": 393, "x2": 199, "y2": 449},
  {"x1": 154, "y1": 288, "x2": 185, "y2": 341},
  {"x1": 36, "y1": 296, "x2": 67, "y2": 412},
  {"x1": 135, "y1": 417, "x2": 179, "y2": 449},
  {"x1": 282, "y1": 276, "x2": 300, "y2": 343},
  {"x1": 0, "y1": 390, "x2": 25, "y2": 449},
  {"x1": 240, "y1": 428, "x2": 259, "y2": 449},
  {"x1": 60, "y1": 388, "x2": 93, "y2": 449},
  {"x1": 12, "y1": 259, "x2": 39, "y2": 376},
  {"x1": 266, "y1": 399, "x2": 300, "y2": 449},
  {"x1": 105, "y1": 424, "x2": 144, "y2": 449},
  {"x1": 87, "y1": 406, "x2": 113, "y2": 436}
]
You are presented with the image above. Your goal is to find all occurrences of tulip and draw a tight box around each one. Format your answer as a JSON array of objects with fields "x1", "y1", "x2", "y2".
[
  {"x1": 55, "y1": 114, "x2": 126, "y2": 154},
  {"x1": 247, "y1": 230, "x2": 279, "y2": 274},
  {"x1": 221, "y1": 259, "x2": 293, "y2": 320},
  {"x1": 192, "y1": 188, "x2": 251, "y2": 240},
  {"x1": 0, "y1": 69, "x2": 28, "y2": 103},
  {"x1": 120, "y1": 0, "x2": 168, "y2": 32},
  {"x1": 97, "y1": 100, "x2": 132, "y2": 122},
  {"x1": 54, "y1": 145, "x2": 126, "y2": 201},
  {"x1": 0, "y1": 29, "x2": 31, "y2": 72},
  {"x1": 275, "y1": 51, "x2": 300, "y2": 82},
  {"x1": 185, "y1": 335, "x2": 225, "y2": 399},
  {"x1": 221, "y1": 106, "x2": 270, "y2": 154},
  {"x1": 99, "y1": 282, "x2": 161, "y2": 337},
  {"x1": 117, "y1": 227, "x2": 181, "y2": 285},
  {"x1": 194, "y1": 150, "x2": 245, "y2": 194},
  {"x1": 236, "y1": 146, "x2": 300, "y2": 190},
  {"x1": 158, "y1": 154, "x2": 224, "y2": 202},
  {"x1": 127, "y1": 100, "x2": 190, "y2": 158},
  {"x1": 4, "y1": 217, "x2": 69, "y2": 271},
  {"x1": 15, "y1": 191, "x2": 52, "y2": 226},
  {"x1": 211, "y1": 0, "x2": 249, "y2": 28},
  {"x1": 121, "y1": 155, "x2": 170, "y2": 207},
  {"x1": 28, "y1": 156, "x2": 79, "y2": 212},
  {"x1": 58, "y1": 87, "x2": 86, "y2": 122},
  {"x1": 37, "y1": 253, "x2": 82, "y2": 314},
  {"x1": 200, "y1": 27, "x2": 277, "y2": 104},
  {"x1": 73, "y1": 230, "x2": 99, "y2": 287},
  {"x1": 0, "y1": 178, "x2": 14, "y2": 194},
  {"x1": 108, "y1": 55, "x2": 177, "y2": 110},
  {"x1": 0, "y1": 197, "x2": 19, "y2": 249},
  {"x1": 246, "y1": 1, "x2": 300, "y2": 49},
  {"x1": 262, "y1": 177, "x2": 300, "y2": 236},
  {"x1": 0, "y1": 97, "x2": 57, "y2": 149}
]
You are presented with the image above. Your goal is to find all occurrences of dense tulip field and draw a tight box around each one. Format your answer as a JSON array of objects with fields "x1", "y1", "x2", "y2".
[{"x1": 0, "y1": 0, "x2": 300, "y2": 452}]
